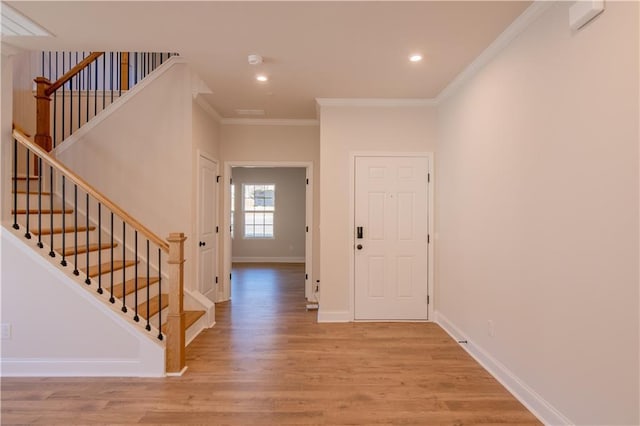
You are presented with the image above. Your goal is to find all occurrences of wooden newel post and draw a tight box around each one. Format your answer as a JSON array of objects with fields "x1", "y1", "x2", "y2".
[
  {"x1": 34, "y1": 77, "x2": 52, "y2": 153},
  {"x1": 166, "y1": 232, "x2": 186, "y2": 374}
]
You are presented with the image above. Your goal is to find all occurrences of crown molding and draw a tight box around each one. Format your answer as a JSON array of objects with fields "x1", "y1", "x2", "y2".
[
  {"x1": 435, "y1": 1, "x2": 552, "y2": 103},
  {"x1": 194, "y1": 95, "x2": 222, "y2": 123},
  {"x1": 1, "y1": 3, "x2": 52, "y2": 36},
  {"x1": 315, "y1": 98, "x2": 437, "y2": 108},
  {"x1": 220, "y1": 118, "x2": 319, "y2": 126}
]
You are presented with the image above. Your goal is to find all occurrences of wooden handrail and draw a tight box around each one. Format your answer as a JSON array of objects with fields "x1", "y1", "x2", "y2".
[
  {"x1": 12, "y1": 128, "x2": 169, "y2": 252},
  {"x1": 45, "y1": 52, "x2": 104, "y2": 96}
]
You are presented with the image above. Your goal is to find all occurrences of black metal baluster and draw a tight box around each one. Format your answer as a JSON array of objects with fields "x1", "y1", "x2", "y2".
[
  {"x1": 85, "y1": 193, "x2": 91, "y2": 285},
  {"x1": 69, "y1": 53, "x2": 73, "y2": 137},
  {"x1": 145, "y1": 239, "x2": 150, "y2": 331},
  {"x1": 61, "y1": 176, "x2": 67, "y2": 266},
  {"x1": 12, "y1": 138, "x2": 18, "y2": 230},
  {"x1": 94, "y1": 57, "x2": 98, "y2": 118},
  {"x1": 24, "y1": 149, "x2": 31, "y2": 239},
  {"x1": 49, "y1": 165, "x2": 55, "y2": 257},
  {"x1": 76, "y1": 52, "x2": 79, "y2": 89},
  {"x1": 73, "y1": 185, "x2": 79, "y2": 275},
  {"x1": 36, "y1": 157, "x2": 43, "y2": 248},
  {"x1": 134, "y1": 52, "x2": 138, "y2": 85},
  {"x1": 53, "y1": 90, "x2": 57, "y2": 148},
  {"x1": 86, "y1": 61, "x2": 89, "y2": 126},
  {"x1": 48, "y1": 51, "x2": 51, "y2": 82},
  {"x1": 110, "y1": 52, "x2": 114, "y2": 103},
  {"x1": 160, "y1": 52, "x2": 164, "y2": 66},
  {"x1": 122, "y1": 222, "x2": 127, "y2": 313},
  {"x1": 109, "y1": 212, "x2": 115, "y2": 303},
  {"x1": 77, "y1": 55, "x2": 80, "y2": 135},
  {"x1": 118, "y1": 52, "x2": 122, "y2": 97},
  {"x1": 97, "y1": 203, "x2": 103, "y2": 294},
  {"x1": 134, "y1": 230, "x2": 139, "y2": 322},
  {"x1": 102, "y1": 54, "x2": 106, "y2": 110},
  {"x1": 157, "y1": 248, "x2": 163, "y2": 340},
  {"x1": 62, "y1": 53, "x2": 65, "y2": 141}
]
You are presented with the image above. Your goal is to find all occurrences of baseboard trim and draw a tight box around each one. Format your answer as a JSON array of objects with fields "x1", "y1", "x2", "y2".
[
  {"x1": 232, "y1": 256, "x2": 305, "y2": 263},
  {"x1": 435, "y1": 311, "x2": 573, "y2": 426},
  {"x1": 0, "y1": 358, "x2": 164, "y2": 377},
  {"x1": 317, "y1": 310, "x2": 351, "y2": 323}
]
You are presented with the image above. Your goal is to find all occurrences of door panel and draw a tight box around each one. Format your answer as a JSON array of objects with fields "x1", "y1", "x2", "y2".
[
  {"x1": 198, "y1": 156, "x2": 217, "y2": 300},
  {"x1": 354, "y1": 156, "x2": 428, "y2": 320}
]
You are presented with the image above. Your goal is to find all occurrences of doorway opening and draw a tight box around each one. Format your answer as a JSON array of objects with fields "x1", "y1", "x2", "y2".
[{"x1": 220, "y1": 162, "x2": 314, "y2": 304}]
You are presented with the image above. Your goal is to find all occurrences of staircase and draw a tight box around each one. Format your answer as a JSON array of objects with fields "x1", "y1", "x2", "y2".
[
  {"x1": 11, "y1": 181, "x2": 206, "y2": 332},
  {"x1": 6, "y1": 50, "x2": 206, "y2": 375}
]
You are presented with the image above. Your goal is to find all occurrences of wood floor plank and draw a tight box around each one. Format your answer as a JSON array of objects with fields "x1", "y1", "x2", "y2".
[{"x1": 0, "y1": 263, "x2": 541, "y2": 425}]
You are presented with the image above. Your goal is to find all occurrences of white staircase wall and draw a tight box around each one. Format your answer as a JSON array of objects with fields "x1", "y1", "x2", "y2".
[{"x1": 1, "y1": 227, "x2": 165, "y2": 377}]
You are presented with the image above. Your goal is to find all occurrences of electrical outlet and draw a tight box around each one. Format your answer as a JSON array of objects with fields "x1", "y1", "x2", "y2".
[
  {"x1": 487, "y1": 320, "x2": 495, "y2": 337},
  {"x1": 1, "y1": 323, "x2": 11, "y2": 339}
]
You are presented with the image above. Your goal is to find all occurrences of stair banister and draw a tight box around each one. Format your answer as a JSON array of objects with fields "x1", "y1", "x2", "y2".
[
  {"x1": 34, "y1": 52, "x2": 104, "y2": 153},
  {"x1": 12, "y1": 129, "x2": 169, "y2": 252},
  {"x1": 11, "y1": 128, "x2": 186, "y2": 374}
]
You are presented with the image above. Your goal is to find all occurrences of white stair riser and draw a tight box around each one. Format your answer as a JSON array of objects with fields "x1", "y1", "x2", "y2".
[
  {"x1": 120, "y1": 282, "x2": 162, "y2": 307},
  {"x1": 148, "y1": 306, "x2": 170, "y2": 331},
  {"x1": 15, "y1": 212, "x2": 75, "y2": 228},
  {"x1": 13, "y1": 194, "x2": 64, "y2": 210}
]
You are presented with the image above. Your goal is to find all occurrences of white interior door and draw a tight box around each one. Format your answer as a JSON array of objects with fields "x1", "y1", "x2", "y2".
[
  {"x1": 354, "y1": 156, "x2": 429, "y2": 320},
  {"x1": 198, "y1": 155, "x2": 217, "y2": 301}
]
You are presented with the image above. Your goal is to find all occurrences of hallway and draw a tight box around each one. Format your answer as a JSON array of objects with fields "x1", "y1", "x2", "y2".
[{"x1": 1, "y1": 263, "x2": 540, "y2": 424}]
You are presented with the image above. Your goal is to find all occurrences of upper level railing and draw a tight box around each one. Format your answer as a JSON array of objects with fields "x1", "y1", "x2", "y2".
[
  {"x1": 36, "y1": 51, "x2": 178, "y2": 151},
  {"x1": 11, "y1": 128, "x2": 186, "y2": 373}
]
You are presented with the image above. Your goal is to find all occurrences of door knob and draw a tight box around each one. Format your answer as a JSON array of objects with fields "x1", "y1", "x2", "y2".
[
  {"x1": 199, "y1": 241, "x2": 206, "y2": 247},
  {"x1": 356, "y1": 244, "x2": 363, "y2": 250}
]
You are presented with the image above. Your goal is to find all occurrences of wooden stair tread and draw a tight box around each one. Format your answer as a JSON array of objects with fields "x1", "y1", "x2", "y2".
[
  {"x1": 13, "y1": 190, "x2": 51, "y2": 195},
  {"x1": 185, "y1": 310, "x2": 206, "y2": 329},
  {"x1": 81, "y1": 260, "x2": 137, "y2": 278},
  {"x1": 12, "y1": 176, "x2": 40, "y2": 180},
  {"x1": 31, "y1": 225, "x2": 95, "y2": 235},
  {"x1": 137, "y1": 294, "x2": 169, "y2": 318},
  {"x1": 55, "y1": 243, "x2": 116, "y2": 257},
  {"x1": 13, "y1": 208, "x2": 72, "y2": 214},
  {"x1": 111, "y1": 277, "x2": 160, "y2": 298}
]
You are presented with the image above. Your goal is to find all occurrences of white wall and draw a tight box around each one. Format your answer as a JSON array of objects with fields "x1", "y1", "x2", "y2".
[
  {"x1": 55, "y1": 59, "x2": 196, "y2": 289},
  {"x1": 317, "y1": 104, "x2": 437, "y2": 320},
  {"x1": 1, "y1": 50, "x2": 14, "y2": 223},
  {"x1": 436, "y1": 2, "x2": 639, "y2": 424},
  {"x1": 231, "y1": 167, "x2": 306, "y2": 261},
  {"x1": 0, "y1": 228, "x2": 165, "y2": 377},
  {"x1": 191, "y1": 99, "x2": 221, "y2": 296},
  {"x1": 220, "y1": 123, "x2": 320, "y2": 288}
]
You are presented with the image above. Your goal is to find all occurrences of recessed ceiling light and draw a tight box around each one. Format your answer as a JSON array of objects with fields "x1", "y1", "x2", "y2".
[
  {"x1": 256, "y1": 74, "x2": 268, "y2": 82},
  {"x1": 409, "y1": 54, "x2": 423, "y2": 63}
]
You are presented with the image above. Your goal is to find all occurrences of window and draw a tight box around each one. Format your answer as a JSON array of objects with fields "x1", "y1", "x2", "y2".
[
  {"x1": 230, "y1": 184, "x2": 235, "y2": 238},
  {"x1": 243, "y1": 184, "x2": 275, "y2": 238}
]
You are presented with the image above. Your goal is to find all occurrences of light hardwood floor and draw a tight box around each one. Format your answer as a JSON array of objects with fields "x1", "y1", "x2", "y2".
[{"x1": 1, "y1": 263, "x2": 541, "y2": 425}]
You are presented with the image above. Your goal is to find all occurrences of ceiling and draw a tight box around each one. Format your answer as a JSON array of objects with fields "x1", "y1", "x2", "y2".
[{"x1": 4, "y1": 1, "x2": 530, "y2": 119}]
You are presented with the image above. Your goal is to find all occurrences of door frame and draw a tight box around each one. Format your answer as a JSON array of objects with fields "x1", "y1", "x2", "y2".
[
  {"x1": 221, "y1": 161, "x2": 314, "y2": 302},
  {"x1": 196, "y1": 150, "x2": 219, "y2": 299},
  {"x1": 349, "y1": 152, "x2": 435, "y2": 321}
]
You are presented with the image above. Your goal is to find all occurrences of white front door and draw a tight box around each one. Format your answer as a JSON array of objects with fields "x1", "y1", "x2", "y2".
[
  {"x1": 354, "y1": 156, "x2": 429, "y2": 320},
  {"x1": 198, "y1": 155, "x2": 217, "y2": 301}
]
